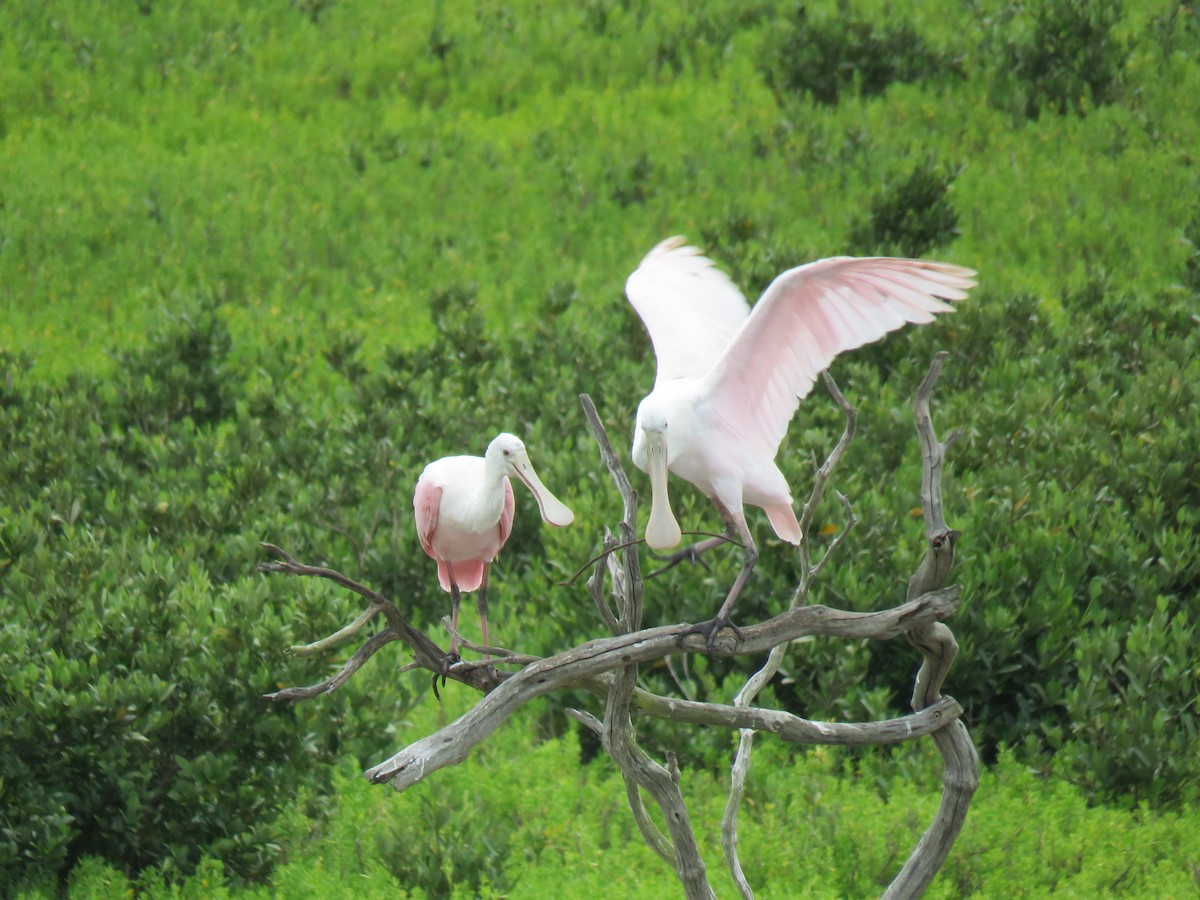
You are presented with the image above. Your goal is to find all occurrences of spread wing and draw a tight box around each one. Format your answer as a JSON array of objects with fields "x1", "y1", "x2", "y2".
[
  {"x1": 625, "y1": 237, "x2": 751, "y2": 386},
  {"x1": 701, "y1": 256, "x2": 977, "y2": 457}
]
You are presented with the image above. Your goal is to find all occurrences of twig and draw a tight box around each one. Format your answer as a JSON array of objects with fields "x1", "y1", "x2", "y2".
[
  {"x1": 265, "y1": 629, "x2": 401, "y2": 702},
  {"x1": 259, "y1": 543, "x2": 504, "y2": 695},
  {"x1": 289, "y1": 604, "x2": 382, "y2": 656},
  {"x1": 439, "y1": 618, "x2": 540, "y2": 665}
]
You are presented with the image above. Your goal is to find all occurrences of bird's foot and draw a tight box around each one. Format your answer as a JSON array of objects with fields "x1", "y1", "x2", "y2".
[
  {"x1": 431, "y1": 652, "x2": 462, "y2": 701},
  {"x1": 677, "y1": 615, "x2": 743, "y2": 651},
  {"x1": 647, "y1": 544, "x2": 715, "y2": 578}
]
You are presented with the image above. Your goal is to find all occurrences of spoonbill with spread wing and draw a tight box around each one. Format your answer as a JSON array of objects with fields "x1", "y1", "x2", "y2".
[
  {"x1": 414, "y1": 433, "x2": 573, "y2": 666},
  {"x1": 627, "y1": 237, "x2": 976, "y2": 644}
]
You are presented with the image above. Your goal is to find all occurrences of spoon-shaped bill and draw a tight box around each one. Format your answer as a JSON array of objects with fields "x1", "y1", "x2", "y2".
[
  {"x1": 512, "y1": 455, "x2": 574, "y2": 527},
  {"x1": 643, "y1": 429, "x2": 682, "y2": 549}
]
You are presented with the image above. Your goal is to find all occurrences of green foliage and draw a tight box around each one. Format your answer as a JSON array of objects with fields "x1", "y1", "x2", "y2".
[
  {"x1": 0, "y1": 313, "x2": 420, "y2": 888},
  {"x1": 19, "y1": 741, "x2": 1200, "y2": 899},
  {"x1": 847, "y1": 160, "x2": 961, "y2": 257},
  {"x1": 762, "y1": 5, "x2": 963, "y2": 106},
  {"x1": 984, "y1": 0, "x2": 1128, "y2": 118},
  {"x1": 374, "y1": 792, "x2": 515, "y2": 896}
]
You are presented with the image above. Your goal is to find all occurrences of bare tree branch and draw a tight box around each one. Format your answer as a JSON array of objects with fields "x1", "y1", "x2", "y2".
[
  {"x1": 885, "y1": 352, "x2": 980, "y2": 900},
  {"x1": 362, "y1": 587, "x2": 958, "y2": 786},
  {"x1": 265, "y1": 629, "x2": 401, "y2": 702},
  {"x1": 259, "y1": 543, "x2": 500, "y2": 696},
  {"x1": 581, "y1": 392, "x2": 716, "y2": 898},
  {"x1": 288, "y1": 603, "x2": 383, "y2": 656}
]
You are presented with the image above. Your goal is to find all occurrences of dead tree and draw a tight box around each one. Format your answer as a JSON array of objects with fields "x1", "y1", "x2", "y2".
[{"x1": 261, "y1": 354, "x2": 978, "y2": 898}]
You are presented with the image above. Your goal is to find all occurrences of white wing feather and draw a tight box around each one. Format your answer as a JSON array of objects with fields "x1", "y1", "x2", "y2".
[
  {"x1": 625, "y1": 237, "x2": 751, "y2": 386},
  {"x1": 701, "y1": 256, "x2": 977, "y2": 457}
]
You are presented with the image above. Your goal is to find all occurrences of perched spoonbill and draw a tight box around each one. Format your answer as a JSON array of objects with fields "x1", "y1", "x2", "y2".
[
  {"x1": 627, "y1": 237, "x2": 976, "y2": 644},
  {"x1": 414, "y1": 433, "x2": 574, "y2": 664}
]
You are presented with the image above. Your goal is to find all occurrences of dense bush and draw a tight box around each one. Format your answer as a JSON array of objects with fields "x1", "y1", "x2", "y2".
[
  {"x1": 983, "y1": 0, "x2": 1128, "y2": 118},
  {"x1": 846, "y1": 160, "x2": 962, "y2": 259},
  {"x1": 762, "y1": 5, "x2": 963, "y2": 106},
  {"x1": 1, "y1": 322, "x2": 347, "y2": 889}
]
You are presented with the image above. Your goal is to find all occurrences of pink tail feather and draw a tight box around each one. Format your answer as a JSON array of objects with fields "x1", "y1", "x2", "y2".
[
  {"x1": 763, "y1": 503, "x2": 802, "y2": 545},
  {"x1": 437, "y1": 559, "x2": 487, "y2": 592}
]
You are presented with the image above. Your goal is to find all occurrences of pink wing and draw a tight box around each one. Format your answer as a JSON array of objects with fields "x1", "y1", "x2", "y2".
[
  {"x1": 413, "y1": 478, "x2": 442, "y2": 560},
  {"x1": 626, "y1": 237, "x2": 751, "y2": 386},
  {"x1": 701, "y1": 256, "x2": 977, "y2": 458},
  {"x1": 495, "y1": 477, "x2": 516, "y2": 555}
]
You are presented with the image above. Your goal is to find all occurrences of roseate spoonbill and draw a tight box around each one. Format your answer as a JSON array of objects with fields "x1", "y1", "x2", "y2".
[
  {"x1": 626, "y1": 237, "x2": 976, "y2": 644},
  {"x1": 414, "y1": 433, "x2": 574, "y2": 665}
]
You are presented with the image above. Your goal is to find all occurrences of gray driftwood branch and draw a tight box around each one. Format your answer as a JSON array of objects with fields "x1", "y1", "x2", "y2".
[{"x1": 884, "y1": 352, "x2": 980, "y2": 900}]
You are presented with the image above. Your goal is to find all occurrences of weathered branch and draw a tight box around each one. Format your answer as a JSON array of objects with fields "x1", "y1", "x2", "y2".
[
  {"x1": 885, "y1": 352, "x2": 980, "y2": 900},
  {"x1": 259, "y1": 542, "x2": 503, "y2": 697},
  {"x1": 288, "y1": 603, "x2": 382, "y2": 656},
  {"x1": 582, "y1": 393, "x2": 711, "y2": 898},
  {"x1": 265, "y1": 629, "x2": 401, "y2": 701},
  {"x1": 363, "y1": 587, "x2": 958, "y2": 786}
]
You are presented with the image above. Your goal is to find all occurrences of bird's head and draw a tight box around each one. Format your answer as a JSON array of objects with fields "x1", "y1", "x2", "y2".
[{"x1": 488, "y1": 433, "x2": 574, "y2": 527}]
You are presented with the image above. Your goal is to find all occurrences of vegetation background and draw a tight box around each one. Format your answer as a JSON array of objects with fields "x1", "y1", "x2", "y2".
[{"x1": 2, "y1": 0, "x2": 1198, "y2": 896}]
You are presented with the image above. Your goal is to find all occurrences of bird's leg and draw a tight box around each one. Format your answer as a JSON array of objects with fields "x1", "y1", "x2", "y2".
[
  {"x1": 476, "y1": 565, "x2": 491, "y2": 664},
  {"x1": 433, "y1": 576, "x2": 463, "y2": 697},
  {"x1": 679, "y1": 510, "x2": 757, "y2": 650},
  {"x1": 448, "y1": 582, "x2": 462, "y2": 658},
  {"x1": 647, "y1": 523, "x2": 738, "y2": 578}
]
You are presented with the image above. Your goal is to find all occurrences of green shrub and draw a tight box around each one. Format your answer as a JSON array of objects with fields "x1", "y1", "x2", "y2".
[
  {"x1": 0, "y1": 315, "x2": 405, "y2": 888},
  {"x1": 846, "y1": 160, "x2": 962, "y2": 258},
  {"x1": 762, "y1": 5, "x2": 963, "y2": 106},
  {"x1": 984, "y1": 0, "x2": 1127, "y2": 119}
]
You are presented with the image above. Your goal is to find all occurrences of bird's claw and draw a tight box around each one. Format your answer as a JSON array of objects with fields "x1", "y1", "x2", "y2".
[
  {"x1": 431, "y1": 652, "x2": 463, "y2": 701},
  {"x1": 677, "y1": 615, "x2": 743, "y2": 651},
  {"x1": 647, "y1": 545, "x2": 715, "y2": 578}
]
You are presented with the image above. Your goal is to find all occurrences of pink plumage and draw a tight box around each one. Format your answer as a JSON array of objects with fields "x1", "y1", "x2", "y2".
[
  {"x1": 413, "y1": 433, "x2": 572, "y2": 660},
  {"x1": 626, "y1": 237, "x2": 977, "y2": 642},
  {"x1": 414, "y1": 477, "x2": 515, "y2": 592}
]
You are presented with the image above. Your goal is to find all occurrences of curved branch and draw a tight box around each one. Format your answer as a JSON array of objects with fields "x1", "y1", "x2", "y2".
[
  {"x1": 259, "y1": 543, "x2": 502, "y2": 695},
  {"x1": 364, "y1": 586, "x2": 958, "y2": 787},
  {"x1": 265, "y1": 629, "x2": 401, "y2": 702},
  {"x1": 627, "y1": 691, "x2": 962, "y2": 745},
  {"x1": 886, "y1": 352, "x2": 980, "y2": 899}
]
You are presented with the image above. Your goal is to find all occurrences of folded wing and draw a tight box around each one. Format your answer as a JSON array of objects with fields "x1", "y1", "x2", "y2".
[{"x1": 701, "y1": 257, "x2": 977, "y2": 457}]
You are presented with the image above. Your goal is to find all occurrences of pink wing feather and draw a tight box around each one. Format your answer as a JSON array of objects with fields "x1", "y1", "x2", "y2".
[
  {"x1": 497, "y1": 477, "x2": 515, "y2": 551},
  {"x1": 413, "y1": 478, "x2": 442, "y2": 559},
  {"x1": 626, "y1": 237, "x2": 751, "y2": 386},
  {"x1": 701, "y1": 256, "x2": 977, "y2": 458}
]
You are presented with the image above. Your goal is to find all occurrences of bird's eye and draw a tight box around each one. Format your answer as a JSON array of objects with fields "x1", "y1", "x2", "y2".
[{"x1": 503, "y1": 449, "x2": 511, "y2": 457}]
